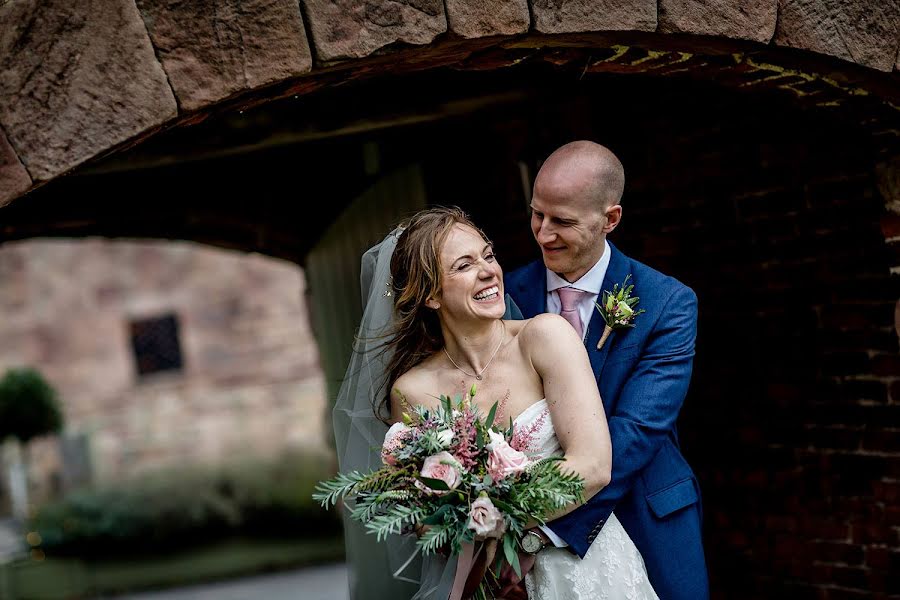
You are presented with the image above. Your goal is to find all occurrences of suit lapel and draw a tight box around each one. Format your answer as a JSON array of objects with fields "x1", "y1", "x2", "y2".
[
  {"x1": 510, "y1": 260, "x2": 547, "y2": 318},
  {"x1": 586, "y1": 242, "x2": 630, "y2": 380}
]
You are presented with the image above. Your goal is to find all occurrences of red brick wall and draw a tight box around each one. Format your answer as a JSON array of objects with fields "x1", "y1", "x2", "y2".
[{"x1": 602, "y1": 90, "x2": 899, "y2": 598}]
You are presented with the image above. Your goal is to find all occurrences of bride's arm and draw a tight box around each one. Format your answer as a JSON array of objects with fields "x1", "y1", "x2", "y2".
[{"x1": 521, "y1": 314, "x2": 612, "y2": 519}]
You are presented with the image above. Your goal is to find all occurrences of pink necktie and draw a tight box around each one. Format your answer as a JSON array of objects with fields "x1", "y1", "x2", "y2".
[{"x1": 557, "y1": 287, "x2": 588, "y2": 338}]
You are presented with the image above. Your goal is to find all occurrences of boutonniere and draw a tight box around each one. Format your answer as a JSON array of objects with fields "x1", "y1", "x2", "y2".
[{"x1": 594, "y1": 275, "x2": 646, "y2": 350}]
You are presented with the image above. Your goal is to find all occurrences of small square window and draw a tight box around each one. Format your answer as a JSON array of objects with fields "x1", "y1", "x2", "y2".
[{"x1": 130, "y1": 314, "x2": 184, "y2": 377}]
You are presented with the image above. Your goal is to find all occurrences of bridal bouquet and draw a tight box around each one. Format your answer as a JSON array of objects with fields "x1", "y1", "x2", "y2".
[{"x1": 314, "y1": 386, "x2": 584, "y2": 599}]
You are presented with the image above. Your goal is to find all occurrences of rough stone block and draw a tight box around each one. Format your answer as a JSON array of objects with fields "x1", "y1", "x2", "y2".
[
  {"x1": 774, "y1": 0, "x2": 900, "y2": 72},
  {"x1": 445, "y1": 0, "x2": 530, "y2": 39},
  {"x1": 531, "y1": 0, "x2": 656, "y2": 34},
  {"x1": 658, "y1": 0, "x2": 777, "y2": 43},
  {"x1": 0, "y1": 127, "x2": 31, "y2": 207},
  {"x1": 0, "y1": 0, "x2": 177, "y2": 182},
  {"x1": 302, "y1": 0, "x2": 447, "y2": 62},
  {"x1": 136, "y1": 0, "x2": 313, "y2": 112}
]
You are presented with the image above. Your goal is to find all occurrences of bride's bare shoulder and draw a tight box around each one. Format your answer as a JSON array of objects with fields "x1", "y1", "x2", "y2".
[
  {"x1": 391, "y1": 359, "x2": 441, "y2": 410},
  {"x1": 510, "y1": 314, "x2": 575, "y2": 347}
]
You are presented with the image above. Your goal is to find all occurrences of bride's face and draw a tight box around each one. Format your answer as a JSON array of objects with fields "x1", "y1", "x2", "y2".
[{"x1": 430, "y1": 223, "x2": 505, "y2": 322}]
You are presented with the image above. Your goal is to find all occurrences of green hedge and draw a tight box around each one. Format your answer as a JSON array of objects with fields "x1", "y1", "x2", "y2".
[{"x1": 29, "y1": 451, "x2": 340, "y2": 559}]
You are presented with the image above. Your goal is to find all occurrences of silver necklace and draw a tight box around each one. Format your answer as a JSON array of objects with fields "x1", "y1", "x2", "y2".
[{"x1": 443, "y1": 321, "x2": 505, "y2": 381}]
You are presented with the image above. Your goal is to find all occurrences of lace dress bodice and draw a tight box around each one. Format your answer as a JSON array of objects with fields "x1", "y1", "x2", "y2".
[{"x1": 514, "y1": 400, "x2": 659, "y2": 600}]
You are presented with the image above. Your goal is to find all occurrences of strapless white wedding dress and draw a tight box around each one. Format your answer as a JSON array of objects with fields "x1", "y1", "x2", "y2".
[{"x1": 517, "y1": 399, "x2": 659, "y2": 600}]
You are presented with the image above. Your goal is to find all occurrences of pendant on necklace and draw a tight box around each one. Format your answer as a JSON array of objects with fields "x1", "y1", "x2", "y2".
[{"x1": 475, "y1": 375, "x2": 482, "y2": 380}]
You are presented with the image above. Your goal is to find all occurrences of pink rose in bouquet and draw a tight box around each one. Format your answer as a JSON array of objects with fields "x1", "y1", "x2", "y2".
[
  {"x1": 468, "y1": 494, "x2": 506, "y2": 540},
  {"x1": 486, "y1": 430, "x2": 530, "y2": 481},
  {"x1": 382, "y1": 422, "x2": 410, "y2": 466},
  {"x1": 417, "y1": 451, "x2": 462, "y2": 495}
]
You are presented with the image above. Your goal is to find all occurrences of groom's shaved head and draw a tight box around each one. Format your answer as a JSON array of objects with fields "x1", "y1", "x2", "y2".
[
  {"x1": 535, "y1": 141, "x2": 625, "y2": 212},
  {"x1": 530, "y1": 141, "x2": 625, "y2": 282}
]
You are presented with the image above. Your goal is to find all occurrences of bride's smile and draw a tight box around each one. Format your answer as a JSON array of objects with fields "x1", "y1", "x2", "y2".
[{"x1": 472, "y1": 284, "x2": 499, "y2": 302}]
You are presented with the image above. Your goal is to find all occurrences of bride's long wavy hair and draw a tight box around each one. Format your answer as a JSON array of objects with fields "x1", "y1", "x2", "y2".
[{"x1": 377, "y1": 206, "x2": 490, "y2": 422}]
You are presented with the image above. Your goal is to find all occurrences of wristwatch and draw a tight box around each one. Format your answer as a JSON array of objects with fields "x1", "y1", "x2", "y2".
[{"x1": 520, "y1": 530, "x2": 550, "y2": 555}]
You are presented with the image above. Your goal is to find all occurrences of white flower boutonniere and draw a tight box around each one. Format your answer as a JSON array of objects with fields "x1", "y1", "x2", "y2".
[{"x1": 594, "y1": 274, "x2": 646, "y2": 350}]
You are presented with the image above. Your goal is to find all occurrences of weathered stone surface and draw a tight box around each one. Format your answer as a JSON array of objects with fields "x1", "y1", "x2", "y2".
[
  {"x1": 658, "y1": 0, "x2": 776, "y2": 43},
  {"x1": 0, "y1": 0, "x2": 177, "y2": 182},
  {"x1": 774, "y1": 0, "x2": 900, "y2": 72},
  {"x1": 0, "y1": 238, "x2": 329, "y2": 490},
  {"x1": 302, "y1": 0, "x2": 447, "y2": 62},
  {"x1": 136, "y1": 0, "x2": 313, "y2": 112},
  {"x1": 0, "y1": 127, "x2": 31, "y2": 207},
  {"x1": 532, "y1": 0, "x2": 656, "y2": 34},
  {"x1": 445, "y1": 0, "x2": 530, "y2": 39}
]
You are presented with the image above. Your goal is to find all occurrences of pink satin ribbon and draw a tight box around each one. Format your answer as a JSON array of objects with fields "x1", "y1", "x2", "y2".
[
  {"x1": 449, "y1": 542, "x2": 537, "y2": 600},
  {"x1": 449, "y1": 542, "x2": 479, "y2": 600},
  {"x1": 499, "y1": 552, "x2": 536, "y2": 597}
]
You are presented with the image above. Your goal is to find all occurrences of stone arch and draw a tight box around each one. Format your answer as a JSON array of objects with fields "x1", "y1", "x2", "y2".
[{"x1": 0, "y1": 0, "x2": 897, "y2": 207}]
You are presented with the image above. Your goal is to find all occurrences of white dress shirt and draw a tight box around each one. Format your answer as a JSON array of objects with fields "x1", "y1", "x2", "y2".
[
  {"x1": 538, "y1": 240, "x2": 610, "y2": 548},
  {"x1": 546, "y1": 240, "x2": 612, "y2": 341}
]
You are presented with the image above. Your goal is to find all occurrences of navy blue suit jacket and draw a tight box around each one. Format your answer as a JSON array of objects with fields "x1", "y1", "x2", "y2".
[{"x1": 504, "y1": 242, "x2": 709, "y2": 600}]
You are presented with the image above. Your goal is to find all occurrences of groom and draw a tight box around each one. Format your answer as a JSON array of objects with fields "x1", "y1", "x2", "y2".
[{"x1": 505, "y1": 141, "x2": 709, "y2": 599}]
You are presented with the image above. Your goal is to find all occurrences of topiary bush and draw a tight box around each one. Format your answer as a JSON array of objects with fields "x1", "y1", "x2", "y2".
[{"x1": 0, "y1": 367, "x2": 64, "y2": 443}]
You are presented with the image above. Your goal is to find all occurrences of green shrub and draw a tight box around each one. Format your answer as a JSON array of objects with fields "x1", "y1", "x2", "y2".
[
  {"x1": 29, "y1": 451, "x2": 341, "y2": 558},
  {"x1": 0, "y1": 367, "x2": 63, "y2": 443}
]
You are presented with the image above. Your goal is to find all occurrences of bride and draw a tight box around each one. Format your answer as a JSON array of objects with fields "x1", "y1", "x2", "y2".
[{"x1": 335, "y1": 207, "x2": 657, "y2": 599}]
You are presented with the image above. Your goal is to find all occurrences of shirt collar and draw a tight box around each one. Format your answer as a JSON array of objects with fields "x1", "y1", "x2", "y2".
[{"x1": 546, "y1": 240, "x2": 610, "y2": 295}]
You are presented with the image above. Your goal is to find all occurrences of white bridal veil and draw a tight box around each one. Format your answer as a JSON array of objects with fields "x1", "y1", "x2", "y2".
[
  {"x1": 333, "y1": 226, "x2": 521, "y2": 599},
  {"x1": 332, "y1": 228, "x2": 424, "y2": 600}
]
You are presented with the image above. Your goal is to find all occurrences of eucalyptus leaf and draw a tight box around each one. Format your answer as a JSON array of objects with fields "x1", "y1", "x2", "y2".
[
  {"x1": 503, "y1": 533, "x2": 521, "y2": 578},
  {"x1": 418, "y1": 476, "x2": 450, "y2": 491}
]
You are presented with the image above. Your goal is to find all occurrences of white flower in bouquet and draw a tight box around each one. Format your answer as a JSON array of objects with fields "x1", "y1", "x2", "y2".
[
  {"x1": 468, "y1": 493, "x2": 506, "y2": 540},
  {"x1": 436, "y1": 428, "x2": 454, "y2": 448}
]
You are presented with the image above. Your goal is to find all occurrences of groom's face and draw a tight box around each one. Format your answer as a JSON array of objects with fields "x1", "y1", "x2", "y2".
[{"x1": 530, "y1": 191, "x2": 606, "y2": 283}]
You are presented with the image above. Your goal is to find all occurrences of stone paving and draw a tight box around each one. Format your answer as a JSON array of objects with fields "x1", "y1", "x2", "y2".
[{"x1": 105, "y1": 563, "x2": 349, "y2": 600}]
